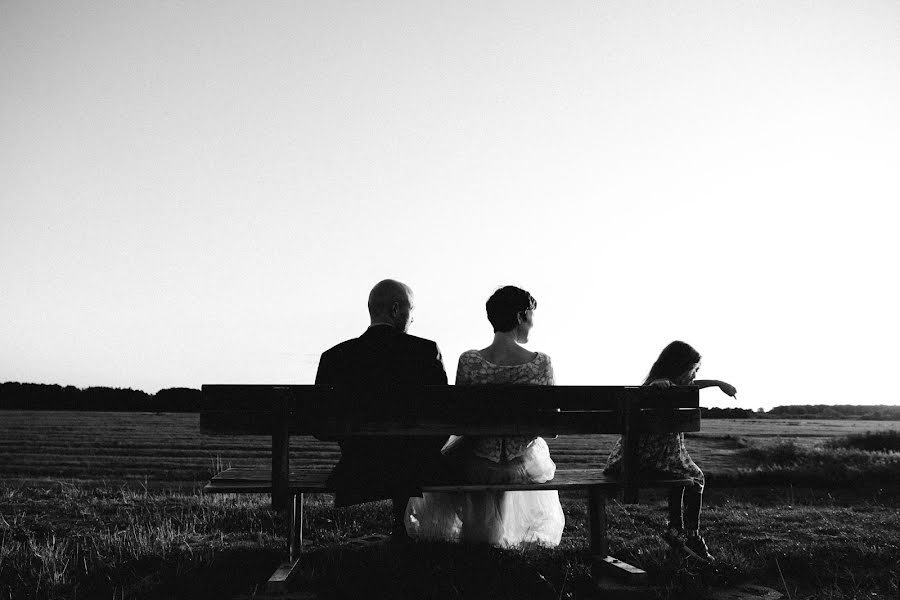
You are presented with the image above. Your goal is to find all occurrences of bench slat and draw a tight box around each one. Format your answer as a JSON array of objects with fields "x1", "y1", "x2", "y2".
[
  {"x1": 205, "y1": 468, "x2": 331, "y2": 493},
  {"x1": 204, "y1": 467, "x2": 693, "y2": 495},
  {"x1": 200, "y1": 385, "x2": 700, "y2": 436},
  {"x1": 200, "y1": 410, "x2": 700, "y2": 436}
]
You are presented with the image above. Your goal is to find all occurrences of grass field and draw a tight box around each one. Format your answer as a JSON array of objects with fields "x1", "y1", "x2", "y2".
[
  {"x1": 3, "y1": 411, "x2": 898, "y2": 488},
  {"x1": 1, "y1": 411, "x2": 899, "y2": 599}
]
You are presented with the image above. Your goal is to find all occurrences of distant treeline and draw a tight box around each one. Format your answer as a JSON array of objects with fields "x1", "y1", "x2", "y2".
[
  {"x1": 2, "y1": 383, "x2": 898, "y2": 419},
  {"x1": 0, "y1": 384, "x2": 757, "y2": 416},
  {"x1": 700, "y1": 406, "x2": 900, "y2": 420},
  {"x1": 767, "y1": 404, "x2": 900, "y2": 421},
  {"x1": 700, "y1": 407, "x2": 756, "y2": 419},
  {"x1": 0, "y1": 382, "x2": 200, "y2": 412}
]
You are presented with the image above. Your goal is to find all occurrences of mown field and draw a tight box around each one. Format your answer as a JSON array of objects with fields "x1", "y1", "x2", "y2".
[
  {"x1": 1, "y1": 411, "x2": 899, "y2": 599},
  {"x1": 2, "y1": 411, "x2": 897, "y2": 488}
]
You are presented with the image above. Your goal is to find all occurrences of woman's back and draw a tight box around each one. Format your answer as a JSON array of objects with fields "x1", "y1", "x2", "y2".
[
  {"x1": 404, "y1": 286, "x2": 564, "y2": 547},
  {"x1": 456, "y1": 349, "x2": 552, "y2": 384},
  {"x1": 456, "y1": 350, "x2": 553, "y2": 464}
]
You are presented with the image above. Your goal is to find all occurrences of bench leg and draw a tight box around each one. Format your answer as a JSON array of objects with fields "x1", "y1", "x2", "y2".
[
  {"x1": 588, "y1": 486, "x2": 649, "y2": 587},
  {"x1": 268, "y1": 492, "x2": 305, "y2": 593},
  {"x1": 587, "y1": 486, "x2": 608, "y2": 557},
  {"x1": 271, "y1": 405, "x2": 290, "y2": 511},
  {"x1": 290, "y1": 492, "x2": 304, "y2": 562}
]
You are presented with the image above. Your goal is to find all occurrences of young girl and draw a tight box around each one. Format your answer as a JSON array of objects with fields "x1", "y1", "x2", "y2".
[{"x1": 605, "y1": 340, "x2": 737, "y2": 562}]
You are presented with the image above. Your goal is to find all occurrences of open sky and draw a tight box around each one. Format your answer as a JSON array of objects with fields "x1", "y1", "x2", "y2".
[{"x1": 2, "y1": 1, "x2": 898, "y2": 410}]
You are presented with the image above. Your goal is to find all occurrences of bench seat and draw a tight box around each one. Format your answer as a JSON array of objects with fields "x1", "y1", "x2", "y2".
[{"x1": 205, "y1": 466, "x2": 694, "y2": 495}]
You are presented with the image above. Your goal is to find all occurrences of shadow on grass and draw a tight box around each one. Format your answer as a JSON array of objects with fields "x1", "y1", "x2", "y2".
[
  {"x1": 129, "y1": 545, "x2": 284, "y2": 600},
  {"x1": 158, "y1": 538, "x2": 581, "y2": 600}
]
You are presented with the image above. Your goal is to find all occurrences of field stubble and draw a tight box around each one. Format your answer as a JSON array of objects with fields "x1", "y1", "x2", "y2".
[{"x1": 0, "y1": 411, "x2": 899, "y2": 599}]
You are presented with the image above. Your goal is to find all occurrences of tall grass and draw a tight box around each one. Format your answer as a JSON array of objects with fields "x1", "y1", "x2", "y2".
[
  {"x1": 712, "y1": 438, "x2": 900, "y2": 487},
  {"x1": 3, "y1": 481, "x2": 899, "y2": 599},
  {"x1": 824, "y1": 429, "x2": 900, "y2": 452},
  {"x1": 0, "y1": 485, "x2": 284, "y2": 600}
]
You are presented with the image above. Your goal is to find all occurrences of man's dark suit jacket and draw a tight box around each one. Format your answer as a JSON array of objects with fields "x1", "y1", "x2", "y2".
[{"x1": 315, "y1": 324, "x2": 449, "y2": 507}]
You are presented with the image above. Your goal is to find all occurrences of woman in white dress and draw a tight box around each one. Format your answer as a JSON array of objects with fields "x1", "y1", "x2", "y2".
[{"x1": 405, "y1": 286, "x2": 565, "y2": 548}]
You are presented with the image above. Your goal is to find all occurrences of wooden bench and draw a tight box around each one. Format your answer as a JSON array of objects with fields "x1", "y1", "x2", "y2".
[{"x1": 199, "y1": 384, "x2": 700, "y2": 592}]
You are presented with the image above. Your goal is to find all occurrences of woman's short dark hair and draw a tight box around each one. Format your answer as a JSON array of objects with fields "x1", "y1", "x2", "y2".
[
  {"x1": 644, "y1": 341, "x2": 701, "y2": 384},
  {"x1": 486, "y1": 286, "x2": 537, "y2": 333}
]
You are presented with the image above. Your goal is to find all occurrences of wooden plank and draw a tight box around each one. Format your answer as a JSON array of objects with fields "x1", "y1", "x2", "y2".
[
  {"x1": 210, "y1": 468, "x2": 333, "y2": 481},
  {"x1": 622, "y1": 392, "x2": 640, "y2": 504},
  {"x1": 205, "y1": 467, "x2": 693, "y2": 495},
  {"x1": 595, "y1": 556, "x2": 649, "y2": 585},
  {"x1": 207, "y1": 466, "x2": 692, "y2": 487},
  {"x1": 271, "y1": 395, "x2": 290, "y2": 511},
  {"x1": 205, "y1": 481, "x2": 275, "y2": 494},
  {"x1": 295, "y1": 384, "x2": 622, "y2": 411},
  {"x1": 287, "y1": 411, "x2": 622, "y2": 436},
  {"x1": 201, "y1": 383, "x2": 701, "y2": 408},
  {"x1": 201, "y1": 413, "x2": 699, "y2": 436},
  {"x1": 635, "y1": 475, "x2": 694, "y2": 487},
  {"x1": 202, "y1": 410, "x2": 609, "y2": 435},
  {"x1": 200, "y1": 385, "x2": 701, "y2": 436},
  {"x1": 420, "y1": 479, "x2": 619, "y2": 493},
  {"x1": 266, "y1": 557, "x2": 303, "y2": 593},
  {"x1": 199, "y1": 410, "x2": 274, "y2": 434},
  {"x1": 205, "y1": 467, "x2": 630, "y2": 494},
  {"x1": 637, "y1": 407, "x2": 701, "y2": 432}
]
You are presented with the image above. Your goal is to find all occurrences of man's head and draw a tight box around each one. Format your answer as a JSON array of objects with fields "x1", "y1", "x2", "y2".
[{"x1": 367, "y1": 279, "x2": 415, "y2": 332}]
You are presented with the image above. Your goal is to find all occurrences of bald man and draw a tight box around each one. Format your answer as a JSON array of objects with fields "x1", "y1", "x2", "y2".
[{"x1": 315, "y1": 279, "x2": 449, "y2": 539}]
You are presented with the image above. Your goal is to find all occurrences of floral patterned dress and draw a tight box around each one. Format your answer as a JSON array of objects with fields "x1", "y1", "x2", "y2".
[
  {"x1": 404, "y1": 350, "x2": 565, "y2": 547},
  {"x1": 604, "y1": 430, "x2": 705, "y2": 490}
]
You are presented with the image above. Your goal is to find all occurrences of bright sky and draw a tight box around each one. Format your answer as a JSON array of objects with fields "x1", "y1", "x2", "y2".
[{"x1": 2, "y1": 2, "x2": 898, "y2": 410}]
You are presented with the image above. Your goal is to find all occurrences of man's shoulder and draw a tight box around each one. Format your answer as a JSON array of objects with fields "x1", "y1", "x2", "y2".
[
  {"x1": 320, "y1": 329, "x2": 438, "y2": 356},
  {"x1": 318, "y1": 327, "x2": 446, "y2": 385},
  {"x1": 320, "y1": 337, "x2": 361, "y2": 358},
  {"x1": 399, "y1": 332, "x2": 439, "y2": 351},
  {"x1": 319, "y1": 329, "x2": 441, "y2": 370}
]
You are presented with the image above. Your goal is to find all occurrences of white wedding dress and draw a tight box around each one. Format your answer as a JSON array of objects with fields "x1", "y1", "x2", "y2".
[{"x1": 404, "y1": 350, "x2": 565, "y2": 548}]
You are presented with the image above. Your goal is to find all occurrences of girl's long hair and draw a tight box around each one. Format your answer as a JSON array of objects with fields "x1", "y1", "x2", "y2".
[{"x1": 643, "y1": 341, "x2": 701, "y2": 385}]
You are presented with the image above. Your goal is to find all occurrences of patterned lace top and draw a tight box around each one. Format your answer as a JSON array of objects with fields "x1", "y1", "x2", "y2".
[{"x1": 455, "y1": 349, "x2": 555, "y2": 462}]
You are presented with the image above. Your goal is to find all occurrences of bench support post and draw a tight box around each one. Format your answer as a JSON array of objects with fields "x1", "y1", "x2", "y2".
[
  {"x1": 587, "y1": 485, "x2": 608, "y2": 557},
  {"x1": 289, "y1": 493, "x2": 304, "y2": 562},
  {"x1": 268, "y1": 492, "x2": 305, "y2": 593},
  {"x1": 267, "y1": 558, "x2": 303, "y2": 593},
  {"x1": 622, "y1": 391, "x2": 640, "y2": 504},
  {"x1": 271, "y1": 391, "x2": 291, "y2": 511},
  {"x1": 588, "y1": 482, "x2": 650, "y2": 589}
]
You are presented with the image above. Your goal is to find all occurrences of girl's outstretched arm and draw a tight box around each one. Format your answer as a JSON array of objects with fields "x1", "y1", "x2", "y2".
[{"x1": 693, "y1": 379, "x2": 737, "y2": 397}]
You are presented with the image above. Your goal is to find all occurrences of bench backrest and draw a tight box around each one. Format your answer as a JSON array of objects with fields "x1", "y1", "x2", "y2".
[
  {"x1": 200, "y1": 384, "x2": 700, "y2": 436},
  {"x1": 201, "y1": 384, "x2": 700, "y2": 507}
]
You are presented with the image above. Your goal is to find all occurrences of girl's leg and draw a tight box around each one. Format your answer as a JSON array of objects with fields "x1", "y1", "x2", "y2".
[
  {"x1": 681, "y1": 482, "x2": 714, "y2": 560},
  {"x1": 667, "y1": 487, "x2": 685, "y2": 530},
  {"x1": 683, "y1": 483, "x2": 703, "y2": 534}
]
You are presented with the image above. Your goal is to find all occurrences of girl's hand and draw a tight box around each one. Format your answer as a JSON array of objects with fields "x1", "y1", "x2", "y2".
[
  {"x1": 648, "y1": 379, "x2": 673, "y2": 389},
  {"x1": 718, "y1": 382, "x2": 737, "y2": 397}
]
